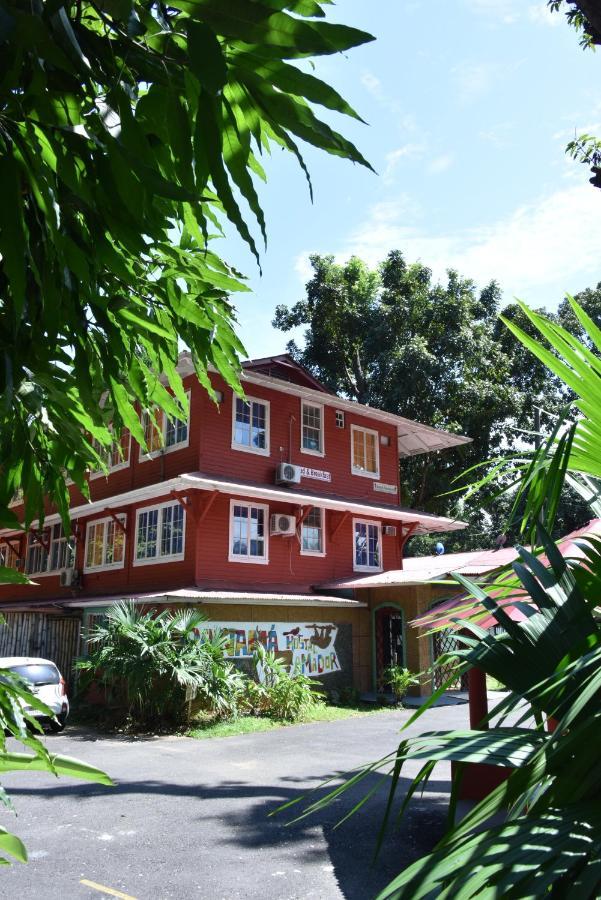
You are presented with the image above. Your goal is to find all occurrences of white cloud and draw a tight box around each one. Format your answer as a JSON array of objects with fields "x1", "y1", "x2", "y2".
[
  {"x1": 527, "y1": 3, "x2": 560, "y2": 26},
  {"x1": 428, "y1": 154, "x2": 453, "y2": 175},
  {"x1": 452, "y1": 62, "x2": 502, "y2": 103},
  {"x1": 463, "y1": 0, "x2": 520, "y2": 24},
  {"x1": 344, "y1": 183, "x2": 601, "y2": 304},
  {"x1": 383, "y1": 144, "x2": 425, "y2": 182},
  {"x1": 294, "y1": 251, "x2": 314, "y2": 283},
  {"x1": 360, "y1": 70, "x2": 381, "y2": 96}
]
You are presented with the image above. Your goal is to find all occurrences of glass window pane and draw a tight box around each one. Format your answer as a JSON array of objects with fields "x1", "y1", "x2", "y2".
[{"x1": 251, "y1": 402, "x2": 266, "y2": 449}]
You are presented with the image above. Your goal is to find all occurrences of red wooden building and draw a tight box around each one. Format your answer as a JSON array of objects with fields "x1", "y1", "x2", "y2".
[{"x1": 0, "y1": 354, "x2": 469, "y2": 690}]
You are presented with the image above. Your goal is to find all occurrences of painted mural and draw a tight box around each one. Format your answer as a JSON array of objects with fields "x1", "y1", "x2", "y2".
[{"x1": 197, "y1": 622, "x2": 340, "y2": 678}]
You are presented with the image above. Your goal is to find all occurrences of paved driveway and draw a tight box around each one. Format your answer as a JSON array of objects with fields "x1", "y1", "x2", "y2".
[{"x1": 1, "y1": 702, "x2": 470, "y2": 899}]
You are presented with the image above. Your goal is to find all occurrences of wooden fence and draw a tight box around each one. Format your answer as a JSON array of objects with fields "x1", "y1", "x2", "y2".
[{"x1": 0, "y1": 614, "x2": 82, "y2": 684}]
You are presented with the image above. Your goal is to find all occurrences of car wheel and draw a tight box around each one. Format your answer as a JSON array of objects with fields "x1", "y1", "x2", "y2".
[{"x1": 49, "y1": 713, "x2": 67, "y2": 733}]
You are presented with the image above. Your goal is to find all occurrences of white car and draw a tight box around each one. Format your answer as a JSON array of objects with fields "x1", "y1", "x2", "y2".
[{"x1": 0, "y1": 656, "x2": 70, "y2": 732}]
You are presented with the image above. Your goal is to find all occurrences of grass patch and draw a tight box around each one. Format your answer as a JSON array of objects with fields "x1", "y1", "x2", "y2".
[{"x1": 187, "y1": 703, "x2": 390, "y2": 740}]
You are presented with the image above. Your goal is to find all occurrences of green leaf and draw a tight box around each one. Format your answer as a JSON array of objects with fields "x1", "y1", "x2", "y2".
[{"x1": 187, "y1": 21, "x2": 228, "y2": 95}]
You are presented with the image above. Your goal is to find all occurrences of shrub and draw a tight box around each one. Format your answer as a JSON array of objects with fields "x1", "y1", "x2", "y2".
[
  {"x1": 77, "y1": 601, "x2": 235, "y2": 727},
  {"x1": 382, "y1": 666, "x2": 419, "y2": 706},
  {"x1": 248, "y1": 644, "x2": 324, "y2": 722}
]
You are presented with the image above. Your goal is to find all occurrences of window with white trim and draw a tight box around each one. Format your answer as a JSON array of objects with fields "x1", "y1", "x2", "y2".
[
  {"x1": 301, "y1": 508, "x2": 325, "y2": 556},
  {"x1": 353, "y1": 519, "x2": 382, "y2": 571},
  {"x1": 140, "y1": 393, "x2": 190, "y2": 458},
  {"x1": 135, "y1": 501, "x2": 185, "y2": 564},
  {"x1": 84, "y1": 515, "x2": 126, "y2": 571},
  {"x1": 0, "y1": 541, "x2": 21, "y2": 570},
  {"x1": 229, "y1": 501, "x2": 268, "y2": 563},
  {"x1": 48, "y1": 524, "x2": 75, "y2": 572},
  {"x1": 25, "y1": 532, "x2": 49, "y2": 576},
  {"x1": 301, "y1": 401, "x2": 324, "y2": 455},
  {"x1": 351, "y1": 425, "x2": 380, "y2": 478},
  {"x1": 91, "y1": 429, "x2": 131, "y2": 475},
  {"x1": 232, "y1": 397, "x2": 269, "y2": 455}
]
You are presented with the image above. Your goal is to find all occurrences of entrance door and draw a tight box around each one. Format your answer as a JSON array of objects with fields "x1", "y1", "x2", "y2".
[{"x1": 375, "y1": 607, "x2": 404, "y2": 689}]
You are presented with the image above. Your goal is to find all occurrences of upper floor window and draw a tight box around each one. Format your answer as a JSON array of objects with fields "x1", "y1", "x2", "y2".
[
  {"x1": 301, "y1": 507, "x2": 325, "y2": 556},
  {"x1": 84, "y1": 515, "x2": 126, "y2": 572},
  {"x1": 50, "y1": 524, "x2": 75, "y2": 571},
  {"x1": 301, "y1": 401, "x2": 324, "y2": 455},
  {"x1": 351, "y1": 425, "x2": 380, "y2": 478},
  {"x1": 0, "y1": 541, "x2": 21, "y2": 571},
  {"x1": 229, "y1": 501, "x2": 268, "y2": 563},
  {"x1": 140, "y1": 392, "x2": 190, "y2": 459},
  {"x1": 91, "y1": 429, "x2": 131, "y2": 477},
  {"x1": 134, "y1": 501, "x2": 185, "y2": 565},
  {"x1": 232, "y1": 397, "x2": 269, "y2": 456},
  {"x1": 353, "y1": 519, "x2": 382, "y2": 572},
  {"x1": 25, "y1": 532, "x2": 49, "y2": 576}
]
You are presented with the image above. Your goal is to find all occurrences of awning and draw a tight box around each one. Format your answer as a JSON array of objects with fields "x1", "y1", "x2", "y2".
[
  {"x1": 60, "y1": 587, "x2": 367, "y2": 609},
  {"x1": 7, "y1": 472, "x2": 467, "y2": 536}
]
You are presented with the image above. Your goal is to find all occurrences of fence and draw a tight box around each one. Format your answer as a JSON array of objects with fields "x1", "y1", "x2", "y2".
[{"x1": 0, "y1": 613, "x2": 82, "y2": 685}]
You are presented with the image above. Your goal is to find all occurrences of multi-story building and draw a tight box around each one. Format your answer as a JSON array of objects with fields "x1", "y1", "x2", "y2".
[{"x1": 0, "y1": 354, "x2": 468, "y2": 691}]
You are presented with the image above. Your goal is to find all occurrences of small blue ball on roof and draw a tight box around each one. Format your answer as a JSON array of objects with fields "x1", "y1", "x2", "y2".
[{"x1": 435, "y1": 542, "x2": 445, "y2": 556}]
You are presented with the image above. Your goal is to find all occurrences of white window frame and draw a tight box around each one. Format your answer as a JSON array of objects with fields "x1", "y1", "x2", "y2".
[
  {"x1": 139, "y1": 390, "x2": 191, "y2": 461},
  {"x1": 300, "y1": 507, "x2": 326, "y2": 557},
  {"x1": 300, "y1": 400, "x2": 325, "y2": 457},
  {"x1": 231, "y1": 395, "x2": 270, "y2": 457},
  {"x1": 353, "y1": 517, "x2": 383, "y2": 573},
  {"x1": 228, "y1": 500, "x2": 269, "y2": 564},
  {"x1": 0, "y1": 541, "x2": 21, "y2": 571},
  {"x1": 83, "y1": 514, "x2": 127, "y2": 573},
  {"x1": 133, "y1": 499, "x2": 186, "y2": 566},
  {"x1": 49, "y1": 523, "x2": 75, "y2": 573},
  {"x1": 350, "y1": 424, "x2": 380, "y2": 479},
  {"x1": 25, "y1": 532, "x2": 50, "y2": 577},
  {"x1": 90, "y1": 430, "x2": 132, "y2": 479}
]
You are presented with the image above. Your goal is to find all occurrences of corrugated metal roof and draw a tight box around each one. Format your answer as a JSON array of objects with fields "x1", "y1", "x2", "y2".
[
  {"x1": 319, "y1": 520, "x2": 601, "y2": 590},
  {"x1": 60, "y1": 587, "x2": 366, "y2": 609}
]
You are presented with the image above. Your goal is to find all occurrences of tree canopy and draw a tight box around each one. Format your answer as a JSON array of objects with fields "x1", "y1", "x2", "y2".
[
  {"x1": 0, "y1": 0, "x2": 373, "y2": 537},
  {"x1": 274, "y1": 251, "x2": 592, "y2": 551}
]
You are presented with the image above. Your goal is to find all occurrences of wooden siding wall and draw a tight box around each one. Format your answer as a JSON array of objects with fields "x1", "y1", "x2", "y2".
[{"x1": 0, "y1": 614, "x2": 81, "y2": 685}]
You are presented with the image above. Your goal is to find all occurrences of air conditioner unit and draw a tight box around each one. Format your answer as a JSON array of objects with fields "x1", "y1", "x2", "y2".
[
  {"x1": 60, "y1": 568, "x2": 80, "y2": 588},
  {"x1": 382, "y1": 526, "x2": 397, "y2": 537},
  {"x1": 270, "y1": 514, "x2": 296, "y2": 536},
  {"x1": 275, "y1": 462, "x2": 301, "y2": 485}
]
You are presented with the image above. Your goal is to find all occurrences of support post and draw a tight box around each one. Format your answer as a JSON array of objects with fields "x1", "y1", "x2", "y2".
[
  {"x1": 295, "y1": 505, "x2": 314, "y2": 527},
  {"x1": 329, "y1": 510, "x2": 350, "y2": 541},
  {"x1": 468, "y1": 666, "x2": 489, "y2": 730}
]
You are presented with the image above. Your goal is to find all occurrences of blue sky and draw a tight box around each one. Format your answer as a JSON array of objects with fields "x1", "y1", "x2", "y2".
[{"x1": 219, "y1": 0, "x2": 601, "y2": 359}]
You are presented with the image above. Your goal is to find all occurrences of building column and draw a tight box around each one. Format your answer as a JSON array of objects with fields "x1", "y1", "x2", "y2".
[{"x1": 468, "y1": 666, "x2": 488, "y2": 729}]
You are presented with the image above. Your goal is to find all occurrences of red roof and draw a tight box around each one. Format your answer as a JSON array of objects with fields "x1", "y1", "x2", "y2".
[
  {"x1": 412, "y1": 519, "x2": 601, "y2": 631},
  {"x1": 242, "y1": 354, "x2": 335, "y2": 394}
]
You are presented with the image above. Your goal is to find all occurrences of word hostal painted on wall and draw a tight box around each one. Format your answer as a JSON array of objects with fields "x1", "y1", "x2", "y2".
[{"x1": 197, "y1": 621, "x2": 341, "y2": 679}]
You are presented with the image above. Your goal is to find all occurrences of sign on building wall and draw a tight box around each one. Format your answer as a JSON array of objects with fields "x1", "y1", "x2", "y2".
[
  {"x1": 197, "y1": 621, "x2": 341, "y2": 678},
  {"x1": 300, "y1": 466, "x2": 332, "y2": 483},
  {"x1": 373, "y1": 481, "x2": 398, "y2": 494}
]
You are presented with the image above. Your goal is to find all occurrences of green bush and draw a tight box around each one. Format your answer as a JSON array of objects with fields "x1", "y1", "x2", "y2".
[
  {"x1": 382, "y1": 666, "x2": 419, "y2": 706},
  {"x1": 77, "y1": 602, "x2": 238, "y2": 727},
  {"x1": 246, "y1": 644, "x2": 324, "y2": 722}
]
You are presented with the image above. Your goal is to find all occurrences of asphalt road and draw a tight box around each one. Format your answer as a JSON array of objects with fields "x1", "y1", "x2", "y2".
[{"x1": 0, "y1": 701, "x2": 471, "y2": 900}]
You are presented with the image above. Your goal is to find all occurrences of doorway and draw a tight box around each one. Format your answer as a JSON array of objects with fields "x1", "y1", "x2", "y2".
[{"x1": 374, "y1": 606, "x2": 404, "y2": 691}]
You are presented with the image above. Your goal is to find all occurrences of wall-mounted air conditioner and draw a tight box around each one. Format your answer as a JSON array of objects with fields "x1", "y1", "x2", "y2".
[
  {"x1": 382, "y1": 526, "x2": 397, "y2": 537},
  {"x1": 60, "y1": 568, "x2": 80, "y2": 588},
  {"x1": 270, "y1": 514, "x2": 296, "y2": 536},
  {"x1": 275, "y1": 462, "x2": 301, "y2": 485}
]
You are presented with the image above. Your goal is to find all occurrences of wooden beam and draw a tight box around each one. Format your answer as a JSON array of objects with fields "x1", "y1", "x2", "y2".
[
  {"x1": 196, "y1": 490, "x2": 219, "y2": 524},
  {"x1": 1, "y1": 534, "x2": 24, "y2": 557},
  {"x1": 170, "y1": 490, "x2": 194, "y2": 512},
  {"x1": 295, "y1": 505, "x2": 314, "y2": 527},
  {"x1": 101, "y1": 510, "x2": 127, "y2": 535},
  {"x1": 398, "y1": 521, "x2": 419, "y2": 566},
  {"x1": 30, "y1": 527, "x2": 51, "y2": 553},
  {"x1": 329, "y1": 510, "x2": 350, "y2": 541}
]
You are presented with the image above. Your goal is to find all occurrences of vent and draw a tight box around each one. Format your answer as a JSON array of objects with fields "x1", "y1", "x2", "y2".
[
  {"x1": 275, "y1": 462, "x2": 301, "y2": 485},
  {"x1": 270, "y1": 514, "x2": 296, "y2": 536},
  {"x1": 382, "y1": 526, "x2": 397, "y2": 537},
  {"x1": 335, "y1": 410, "x2": 345, "y2": 428}
]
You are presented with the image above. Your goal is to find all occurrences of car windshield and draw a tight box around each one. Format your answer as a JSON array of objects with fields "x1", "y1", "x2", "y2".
[{"x1": 7, "y1": 663, "x2": 60, "y2": 686}]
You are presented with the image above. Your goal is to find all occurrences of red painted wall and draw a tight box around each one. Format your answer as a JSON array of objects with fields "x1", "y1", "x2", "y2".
[{"x1": 1, "y1": 370, "x2": 405, "y2": 605}]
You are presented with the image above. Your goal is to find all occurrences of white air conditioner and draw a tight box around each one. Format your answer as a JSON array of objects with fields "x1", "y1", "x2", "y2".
[
  {"x1": 382, "y1": 525, "x2": 397, "y2": 537},
  {"x1": 270, "y1": 514, "x2": 296, "y2": 536},
  {"x1": 60, "y1": 568, "x2": 80, "y2": 587},
  {"x1": 275, "y1": 462, "x2": 301, "y2": 485}
]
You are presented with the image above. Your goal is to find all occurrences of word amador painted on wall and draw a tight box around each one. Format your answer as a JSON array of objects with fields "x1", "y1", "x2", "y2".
[{"x1": 197, "y1": 622, "x2": 341, "y2": 678}]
